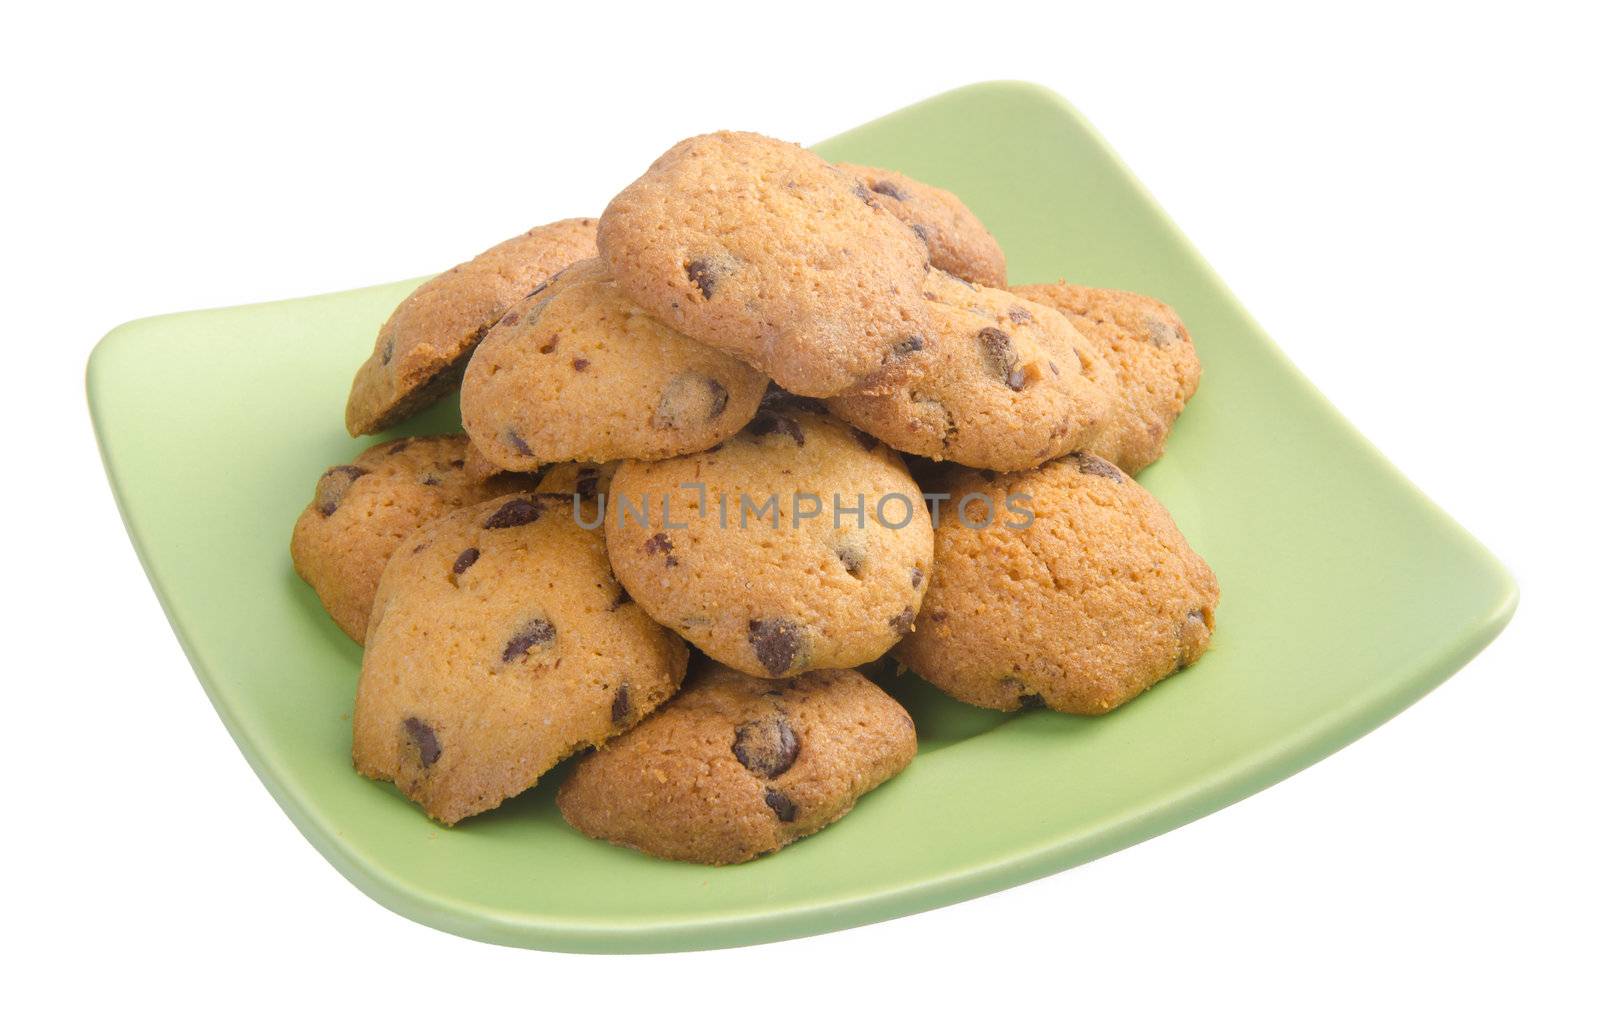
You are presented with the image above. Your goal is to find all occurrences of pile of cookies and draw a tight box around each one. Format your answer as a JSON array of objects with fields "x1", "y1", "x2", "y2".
[{"x1": 291, "y1": 132, "x2": 1218, "y2": 865}]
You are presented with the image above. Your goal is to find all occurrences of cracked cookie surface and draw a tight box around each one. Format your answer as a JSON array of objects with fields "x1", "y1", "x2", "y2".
[
  {"x1": 352, "y1": 492, "x2": 688, "y2": 825},
  {"x1": 826, "y1": 270, "x2": 1112, "y2": 471},
  {"x1": 605, "y1": 407, "x2": 933, "y2": 678},
  {"x1": 345, "y1": 218, "x2": 597, "y2": 435},
  {"x1": 558, "y1": 663, "x2": 916, "y2": 865},
  {"x1": 1012, "y1": 282, "x2": 1201, "y2": 473},
  {"x1": 598, "y1": 132, "x2": 934, "y2": 397},
  {"x1": 894, "y1": 456, "x2": 1218, "y2": 715},
  {"x1": 289, "y1": 434, "x2": 531, "y2": 643},
  {"x1": 460, "y1": 258, "x2": 766, "y2": 471}
]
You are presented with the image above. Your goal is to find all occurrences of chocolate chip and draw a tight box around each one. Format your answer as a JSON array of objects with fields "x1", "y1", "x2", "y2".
[
  {"x1": 686, "y1": 259, "x2": 719, "y2": 299},
  {"x1": 381, "y1": 338, "x2": 394, "y2": 365},
  {"x1": 1008, "y1": 305, "x2": 1034, "y2": 324},
  {"x1": 538, "y1": 336, "x2": 559, "y2": 354},
  {"x1": 928, "y1": 610, "x2": 948, "y2": 623},
  {"x1": 572, "y1": 357, "x2": 590, "y2": 371},
  {"x1": 889, "y1": 607, "x2": 916, "y2": 636},
  {"x1": 1018, "y1": 693, "x2": 1046, "y2": 710},
  {"x1": 910, "y1": 567, "x2": 923, "y2": 588},
  {"x1": 502, "y1": 617, "x2": 555, "y2": 662},
  {"x1": 852, "y1": 429, "x2": 879, "y2": 451},
  {"x1": 889, "y1": 334, "x2": 926, "y2": 358},
  {"x1": 748, "y1": 618, "x2": 804, "y2": 676},
  {"x1": 733, "y1": 716, "x2": 799, "y2": 778},
  {"x1": 449, "y1": 458, "x2": 465, "y2": 469},
  {"x1": 653, "y1": 373, "x2": 729, "y2": 430},
  {"x1": 611, "y1": 683, "x2": 632, "y2": 726},
  {"x1": 870, "y1": 179, "x2": 908, "y2": 201},
  {"x1": 451, "y1": 547, "x2": 479, "y2": 576},
  {"x1": 835, "y1": 537, "x2": 867, "y2": 576},
  {"x1": 505, "y1": 430, "x2": 534, "y2": 456},
  {"x1": 483, "y1": 497, "x2": 543, "y2": 528},
  {"x1": 764, "y1": 788, "x2": 797, "y2": 822},
  {"x1": 403, "y1": 717, "x2": 441, "y2": 767},
  {"x1": 420, "y1": 475, "x2": 441, "y2": 486},
  {"x1": 707, "y1": 381, "x2": 730, "y2": 418},
  {"x1": 313, "y1": 465, "x2": 367, "y2": 517},
  {"x1": 575, "y1": 468, "x2": 599, "y2": 498},
  {"x1": 910, "y1": 222, "x2": 930, "y2": 244},
  {"x1": 760, "y1": 386, "x2": 826, "y2": 413},
  {"x1": 1068, "y1": 452, "x2": 1124, "y2": 483},
  {"x1": 643, "y1": 532, "x2": 674, "y2": 556},
  {"x1": 500, "y1": 310, "x2": 521, "y2": 328},
  {"x1": 746, "y1": 411, "x2": 805, "y2": 446},
  {"x1": 977, "y1": 328, "x2": 1025, "y2": 390}
]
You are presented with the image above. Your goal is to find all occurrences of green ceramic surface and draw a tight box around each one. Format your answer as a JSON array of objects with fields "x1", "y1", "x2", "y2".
[{"x1": 87, "y1": 82, "x2": 1516, "y2": 953}]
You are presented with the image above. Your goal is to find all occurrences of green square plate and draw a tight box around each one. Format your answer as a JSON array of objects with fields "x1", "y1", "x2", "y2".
[{"x1": 87, "y1": 82, "x2": 1516, "y2": 953}]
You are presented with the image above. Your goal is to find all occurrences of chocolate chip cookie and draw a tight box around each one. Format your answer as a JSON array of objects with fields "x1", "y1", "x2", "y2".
[
  {"x1": 826, "y1": 269, "x2": 1112, "y2": 471},
  {"x1": 837, "y1": 164, "x2": 1006, "y2": 287},
  {"x1": 598, "y1": 132, "x2": 933, "y2": 397},
  {"x1": 1012, "y1": 282, "x2": 1201, "y2": 473},
  {"x1": 289, "y1": 434, "x2": 530, "y2": 642},
  {"x1": 344, "y1": 218, "x2": 597, "y2": 436},
  {"x1": 460, "y1": 258, "x2": 766, "y2": 471},
  {"x1": 352, "y1": 492, "x2": 688, "y2": 825},
  {"x1": 894, "y1": 456, "x2": 1218, "y2": 714},
  {"x1": 605, "y1": 406, "x2": 933, "y2": 678},
  {"x1": 558, "y1": 663, "x2": 916, "y2": 864}
]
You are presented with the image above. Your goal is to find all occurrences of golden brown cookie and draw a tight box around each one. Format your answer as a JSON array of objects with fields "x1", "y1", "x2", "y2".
[
  {"x1": 826, "y1": 270, "x2": 1112, "y2": 471},
  {"x1": 837, "y1": 164, "x2": 1006, "y2": 287},
  {"x1": 289, "y1": 434, "x2": 529, "y2": 643},
  {"x1": 558, "y1": 664, "x2": 916, "y2": 865},
  {"x1": 352, "y1": 492, "x2": 688, "y2": 825},
  {"x1": 1011, "y1": 282, "x2": 1201, "y2": 473},
  {"x1": 598, "y1": 132, "x2": 934, "y2": 397},
  {"x1": 460, "y1": 258, "x2": 766, "y2": 471},
  {"x1": 894, "y1": 455, "x2": 1218, "y2": 715},
  {"x1": 605, "y1": 407, "x2": 933, "y2": 678},
  {"x1": 344, "y1": 218, "x2": 597, "y2": 436}
]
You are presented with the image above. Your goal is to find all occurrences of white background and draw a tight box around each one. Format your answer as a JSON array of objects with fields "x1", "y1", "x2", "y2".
[{"x1": 6, "y1": 1, "x2": 1596, "y2": 1008}]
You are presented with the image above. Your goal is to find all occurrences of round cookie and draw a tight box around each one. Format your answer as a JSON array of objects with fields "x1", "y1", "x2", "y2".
[
  {"x1": 606, "y1": 407, "x2": 933, "y2": 678},
  {"x1": 558, "y1": 663, "x2": 916, "y2": 865},
  {"x1": 289, "y1": 434, "x2": 530, "y2": 643},
  {"x1": 1012, "y1": 282, "x2": 1201, "y2": 474},
  {"x1": 598, "y1": 131, "x2": 934, "y2": 397},
  {"x1": 460, "y1": 258, "x2": 766, "y2": 471},
  {"x1": 894, "y1": 455, "x2": 1218, "y2": 715},
  {"x1": 353, "y1": 492, "x2": 689, "y2": 825},
  {"x1": 837, "y1": 163, "x2": 1006, "y2": 287},
  {"x1": 345, "y1": 218, "x2": 597, "y2": 436},
  {"x1": 826, "y1": 269, "x2": 1113, "y2": 471}
]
